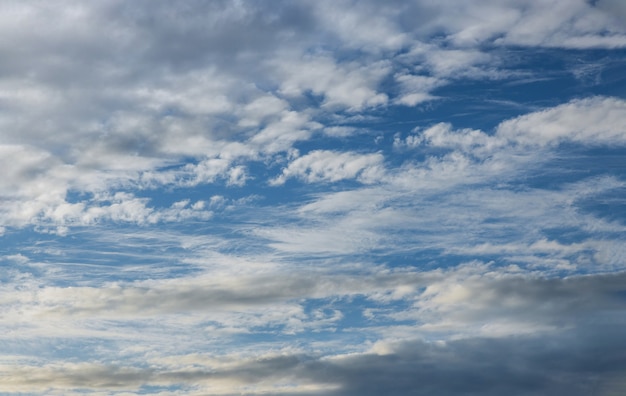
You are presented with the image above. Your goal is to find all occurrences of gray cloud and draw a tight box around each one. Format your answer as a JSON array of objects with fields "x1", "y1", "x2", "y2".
[
  {"x1": 4, "y1": 324, "x2": 625, "y2": 395},
  {"x1": 307, "y1": 326, "x2": 626, "y2": 396}
]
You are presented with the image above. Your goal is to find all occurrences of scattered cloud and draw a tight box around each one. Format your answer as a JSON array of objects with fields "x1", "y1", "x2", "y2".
[{"x1": 0, "y1": 1, "x2": 625, "y2": 395}]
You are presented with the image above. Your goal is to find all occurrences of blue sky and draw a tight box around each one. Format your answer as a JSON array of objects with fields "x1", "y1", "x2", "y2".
[{"x1": 0, "y1": 1, "x2": 625, "y2": 395}]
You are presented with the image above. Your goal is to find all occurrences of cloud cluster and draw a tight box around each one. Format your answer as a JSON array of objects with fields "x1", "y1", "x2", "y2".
[
  {"x1": 0, "y1": 0, "x2": 624, "y2": 233},
  {"x1": 256, "y1": 97, "x2": 626, "y2": 266}
]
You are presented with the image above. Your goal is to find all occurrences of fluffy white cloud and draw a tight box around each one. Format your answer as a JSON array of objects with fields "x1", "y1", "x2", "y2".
[{"x1": 275, "y1": 55, "x2": 390, "y2": 111}]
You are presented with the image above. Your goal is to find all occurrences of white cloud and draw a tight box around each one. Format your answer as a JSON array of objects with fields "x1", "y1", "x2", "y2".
[
  {"x1": 397, "y1": 97, "x2": 626, "y2": 155},
  {"x1": 237, "y1": 95, "x2": 290, "y2": 128},
  {"x1": 2, "y1": 266, "x2": 625, "y2": 394},
  {"x1": 312, "y1": 0, "x2": 408, "y2": 52},
  {"x1": 249, "y1": 109, "x2": 321, "y2": 154},
  {"x1": 322, "y1": 126, "x2": 361, "y2": 138},
  {"x1": 393, "y1": 74, "x2": 443, "y2": 106},
  {"x1": 597, "y1": 0, "x2": 626, "y2": 24},
  {"x1": 399, "y1": 123, "x2": 493, "y2": 152},
  {"x1": 497, "y1": 96, "x2": 626, "y2": 146},
  {"x1": 497, "y1": 0, "x2": 626, "y2": 48},
  {"x1": 402, "y1": 0, "x2": 626, "y2": 49},
  {"x1": 424, "y1": 49, "x2": 495, "y2": 78},
  {"x1": 260, "y1": 97, "x2": 626, "y2": 259},
  {"x1": 227, "y1": 166, "x2": 248, "y2": 187},
  {"x1": 275, "y1": 55, "x2": 390, "y2": 111},
  {"x1": 271, "y1": 150, "x2": 385, "y2": 185}
]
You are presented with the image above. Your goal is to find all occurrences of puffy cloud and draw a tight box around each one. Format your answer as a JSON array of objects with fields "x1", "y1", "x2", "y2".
[
  {"x1": 274, "y1": 55, "x2": 390, "y2": 111},
  {"x1": 397, "y1": 123, "x2": 493, "y2": 153},
  {"x1": 312, "y1": 0, "x2": 408, "y2": 52}
]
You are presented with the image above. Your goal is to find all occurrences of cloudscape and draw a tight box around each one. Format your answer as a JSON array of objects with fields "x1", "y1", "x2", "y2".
[{"x1": 1, "y1": 1, "x2": 625, "y2": 395}]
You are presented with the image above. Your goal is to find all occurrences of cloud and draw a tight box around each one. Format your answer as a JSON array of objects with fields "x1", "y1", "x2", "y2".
[
  {"x1": 497, "y1": 96, "x2": 626, "y2": 146},
  {"x1": 393, "y1": 73, "x2": 443, "y2": 106},
  {"x1": 1, "y1": 265, "x2": 433, "y2": 322},
  {"x1": 410, "y1": 265, "x2": 626, "y2": 336},
  {"x1": 3, "y1": 309, "x2": 626, "y2": 395},
  {"x1": 2, "y1": 266, "x2": 625, "y2": 395},
  {"x1": 401, "y1": 97, "x2": 626, "y2": 154},
  {"x1": 0, "y1": 1, "x2": 623, "y2": 236},
  {"x1": 270, "y1": 150, "x2": 385, "y2": 185},
  {"x1": 258, "y1": 97, "x2": 626, "y2": 259},
  {"x1": 311, "y1": 327, "x2": 626, "y2": 396},
  {"x1": 403, "y1": 0, "x2": 626, "y2": 49},
  {"x1": 10, "y1": 254, "x2": 619, "y2": 347},
  {"x1": 396, "y1": 123, "x2": 493, "y2": 152},
  {"x1": 596, "y1": 0, "x2": 626, "y2": 24},
  {"x1": 274, "y1": 55, "x2": 390, "y2": 111},
  {"x1": 312, "y1": 0, "x2": 408, "y2": 52}
]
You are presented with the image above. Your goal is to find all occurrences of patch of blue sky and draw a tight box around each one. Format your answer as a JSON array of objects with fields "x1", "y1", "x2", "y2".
[
  {"x1": 225, "y1": 321, "x2": 377, "y2": 353},
  {"x1": 0, "y1": 337, "x2": 118, "y2": 363},
  {"x1": 575, "y1": 187, "x2": 626, "y2": 224},
  {"x1": 0, "y1": 229, "x2": 199, "y2": 286},
  {"x1": 519, "y1": 146, "x2": 626, "y2": 186}
]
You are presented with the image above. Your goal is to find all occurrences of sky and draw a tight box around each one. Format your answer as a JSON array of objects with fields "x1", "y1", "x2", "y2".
[{"x1": 0, "y1": 0, "x2": 625, "y2": 395}]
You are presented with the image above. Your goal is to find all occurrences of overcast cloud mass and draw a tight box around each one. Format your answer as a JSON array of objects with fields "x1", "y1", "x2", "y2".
[{"x1": 0, "y1": 0, "x2": 625, "y2": 394}]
